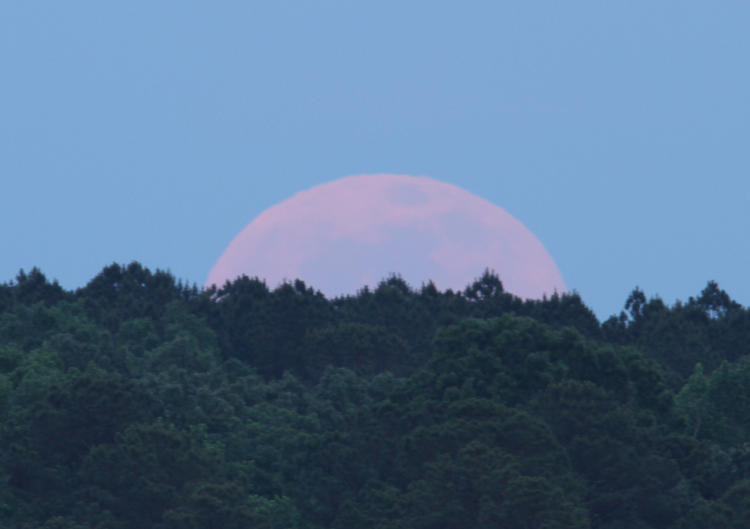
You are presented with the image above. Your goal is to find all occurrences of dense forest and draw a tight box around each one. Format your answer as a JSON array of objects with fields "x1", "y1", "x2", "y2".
[{"x1": 1, "y1": 262, "x2": 749, "y2": 528}]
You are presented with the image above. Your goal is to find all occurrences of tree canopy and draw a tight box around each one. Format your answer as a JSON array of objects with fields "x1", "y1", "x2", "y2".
[{"x1": 1, "y1": 263, "x2": 749, "y2": 528}]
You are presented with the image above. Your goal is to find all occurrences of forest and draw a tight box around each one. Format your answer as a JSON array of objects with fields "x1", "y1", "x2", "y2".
[{"x1": 1, "y1": 262, "x2": 749, "y2": 528}]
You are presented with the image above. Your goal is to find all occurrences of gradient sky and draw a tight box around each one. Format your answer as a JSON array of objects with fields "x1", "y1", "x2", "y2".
[{"x1": 2, "y1": 1, "x2": 749, "y2": 320}]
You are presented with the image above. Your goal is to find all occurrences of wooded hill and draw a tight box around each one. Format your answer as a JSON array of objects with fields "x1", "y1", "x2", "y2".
[{"x1": 1, "y1": 263, "x2": 749, "y2": 528}]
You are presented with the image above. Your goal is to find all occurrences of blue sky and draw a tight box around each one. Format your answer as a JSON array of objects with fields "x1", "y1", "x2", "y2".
[{"x1": 2, "y1": 1, "x2": 748, "y2": 320}]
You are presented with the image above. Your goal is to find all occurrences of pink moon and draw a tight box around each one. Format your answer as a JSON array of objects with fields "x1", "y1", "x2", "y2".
[{"x1": 205, "y1": 174, "x2": 567, "y2": 299}]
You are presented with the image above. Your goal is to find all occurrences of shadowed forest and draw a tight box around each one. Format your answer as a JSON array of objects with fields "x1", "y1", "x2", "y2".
[{"x1": 1, "y1": 262, "x2": 749, "y2": 528}]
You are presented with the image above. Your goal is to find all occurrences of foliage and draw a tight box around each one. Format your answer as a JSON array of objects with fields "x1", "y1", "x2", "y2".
[{"x1": 0, "y1": 263, "x2": 749, "y2": 528}]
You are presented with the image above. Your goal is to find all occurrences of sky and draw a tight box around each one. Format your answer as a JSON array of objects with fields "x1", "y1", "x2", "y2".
[{"x1": 2, "y1": 1, "x2": 749, "y2": 320}]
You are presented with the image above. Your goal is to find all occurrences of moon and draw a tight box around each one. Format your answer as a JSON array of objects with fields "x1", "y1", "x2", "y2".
[{"x1": 205, "y1": 174, "x2": 566, "y2": 299}]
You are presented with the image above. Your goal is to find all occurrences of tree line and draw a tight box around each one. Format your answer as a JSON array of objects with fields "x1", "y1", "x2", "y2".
[{"x1": 0, "y1": 262, "x2": 749, "y2": 528}]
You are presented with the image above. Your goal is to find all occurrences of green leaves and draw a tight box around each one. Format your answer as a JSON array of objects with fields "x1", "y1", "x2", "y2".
[
  {"x1": 677, "y1": 359, "x2": 750, "y2": 446},
  {"x1": 0, "y1": 263, "x2": 749, "y2": 528}
]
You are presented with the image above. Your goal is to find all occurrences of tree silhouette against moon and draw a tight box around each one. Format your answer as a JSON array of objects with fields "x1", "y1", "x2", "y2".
[{"x1": 205, "y1": 174, "x2": 566, "y2": 299}]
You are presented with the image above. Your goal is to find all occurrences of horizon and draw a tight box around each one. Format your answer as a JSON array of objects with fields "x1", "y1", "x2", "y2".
[{"x1": 3, "y1": 260, "x2": 741, "y2": 324}]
